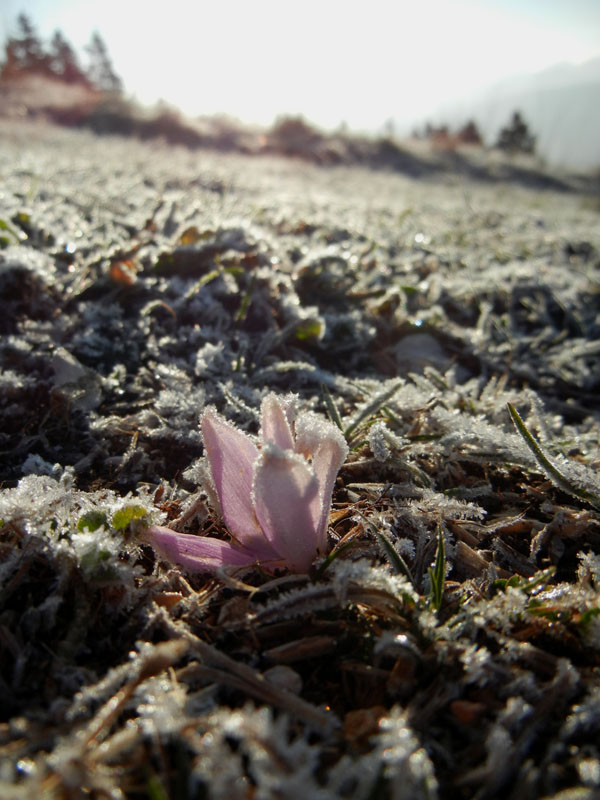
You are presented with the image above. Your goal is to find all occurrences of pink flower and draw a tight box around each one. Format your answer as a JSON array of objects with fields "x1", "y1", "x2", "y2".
[{"x1": 145, "y1": 394, "x2": 348, "y2": 573}]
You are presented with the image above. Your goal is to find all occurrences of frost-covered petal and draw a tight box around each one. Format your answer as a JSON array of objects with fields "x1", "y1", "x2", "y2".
[
  {"x1": 295, "y1": 411, "x2": 348, "y2": 551},
  {"x1": 144, "y1": 525, "x2": 264, "y2": 572},
  {"x1": 260, "y1": 394, "x2": 295, "y2": 451},
  {"x1": 252, "y1": 444, "x2": 321, "y2": 572},
  {"x1": 294, "y1": 410, "x2": 346, "y2": 461},
  {"x1": 311, "y1": 438, "x2": 348, "y2": 550},
  {"x1": 201, "y1": 409, "x2": 264, "y2": 547}
]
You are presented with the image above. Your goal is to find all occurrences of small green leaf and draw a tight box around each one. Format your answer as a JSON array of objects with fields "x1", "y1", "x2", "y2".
[
  {"x1": 295, "y1": 318, "x2": 324, "y2": 341},
  {"x1": 77, "y1": 510, "x2": 109, "y2": 532},
  {"x1": 519, "y1": 567, "x2": 556, "y2": 592},
  {"x1": 80, "y1": 547, "x2": 111, "y2": 569},
  {"x1": 146, "y1": 774, "x2": 169, "y2": 800},
  {"x1": 492, "y1": 567, "x2": 556, "y2": 595},
  {"x1": 527, "y1": 599, "x2": 564, "y2": 623},
  {"x1": 579, "y1": 607, "x2": 600, "y2": 629},
  {"x1": 0, "y1": 217, "x2": 23, "y2": 245},
  {"x1": 112, "y1": 505, "x2": 148, "y2": 531},
  {"x1": 178, "y1": 225, "x2": 202, "y2": 245},
  {"x1": 407, "y1": 433, "x2": 443, "y2": 442},
  {"x1": 79, "y1": 545, "x2": 121, "y2": 582}
]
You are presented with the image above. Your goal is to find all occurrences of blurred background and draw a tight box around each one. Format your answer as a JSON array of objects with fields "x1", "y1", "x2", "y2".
[{"x1": 1, "y1": 0, "x2": 599, "y2": 170}]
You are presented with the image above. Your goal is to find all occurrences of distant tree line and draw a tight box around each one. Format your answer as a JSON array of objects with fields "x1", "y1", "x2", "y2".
[
  {"x1": 420, "y1": 119, "x2": 484, "y2": 148},
  {"x1": 0, "y1": 13, "x2": 122, "y2": 94},
  {"x1": 416, "y1": 111, "x2": 537, "y2": 156}
]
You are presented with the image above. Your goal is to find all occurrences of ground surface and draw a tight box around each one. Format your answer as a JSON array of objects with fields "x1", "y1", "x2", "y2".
[{"x1": 1, "y1": 119, "x2": 600, "y2": 799}]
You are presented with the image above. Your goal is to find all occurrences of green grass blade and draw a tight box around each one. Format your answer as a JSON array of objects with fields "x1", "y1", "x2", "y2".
[
  {"x1": 321, "y1": 384, "x2": 344, "y2": 431},
  {"x1": 376, "y1": 530, "x2": 415, "y2": 586},
  {"x1": 507, "y1": 403, "x2": 600, "y2": 509},
  {"x1": 344, "y1": 381, "x2": 403, "y2": 440},
  {"x1": 313, "y1": 540, "x2": 356, "y2": 579},
  {"x1": 428, "y1": 527, "x2": 445, "y2": 612},
  {"x1": 234, "y1": 275, "x2": 255, "y2": 323}
]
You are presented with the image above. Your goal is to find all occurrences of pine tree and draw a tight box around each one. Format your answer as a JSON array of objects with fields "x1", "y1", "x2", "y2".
[
  {"x1": 49, "y1": 30, "x2": 90, "y2": 86},
  {"x1": 457, "y1": 120, "x2": 483, "y2": 146},
  {"x1": 0, "y1": 13, "x2": 48, "y2": 78},
  {"x1": 496, "y1": 111, "x2": 536, "y2": 155},
  {"x1": 85, "y1": 32, "x2": 122, "y2": 94}
]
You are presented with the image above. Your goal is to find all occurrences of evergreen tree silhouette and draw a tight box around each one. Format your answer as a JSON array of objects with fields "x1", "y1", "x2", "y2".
[
  {"x1": 85, "y1": 32, "x2": 122, "y2": 94},
  {"x1": 1, "y1": 13, "x2": 48, "y2": 78},
  {"x1": 49, "y1": 30, "x2": 90, "y2": 86},
  {"x1": 496, "y1": 111, "x2": 536, "y2": 155},
  {"x1": 457, "y1": 120, "x2": 482, "y2": 145}
]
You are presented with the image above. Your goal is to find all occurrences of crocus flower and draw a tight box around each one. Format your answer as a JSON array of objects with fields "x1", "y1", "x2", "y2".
[{"x1": 145, "y1": 393, "x2": 348, "y2": 573}]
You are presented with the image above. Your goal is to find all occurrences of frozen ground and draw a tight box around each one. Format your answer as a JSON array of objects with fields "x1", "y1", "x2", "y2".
[{"x1": 1, "y1": 119, "x2": 600, "y2": 799}]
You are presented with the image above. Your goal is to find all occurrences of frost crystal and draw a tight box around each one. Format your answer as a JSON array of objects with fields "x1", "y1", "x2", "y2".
[
  {"x1": 377, "y1": 708, "x2": 438, "y2": 799},
  {"x1": 368, "y1": 421, "x2": 392, "y2": 461}
]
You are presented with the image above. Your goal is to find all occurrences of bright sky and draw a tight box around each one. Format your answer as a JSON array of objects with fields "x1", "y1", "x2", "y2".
[{"x1": 1, "y1": 0, "x2": 599, "y2": 132}]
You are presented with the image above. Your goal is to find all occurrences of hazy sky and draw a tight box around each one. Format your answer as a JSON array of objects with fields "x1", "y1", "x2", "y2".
[{"x1": 1, "y1": 0, "x2": 599, "y2": 131}]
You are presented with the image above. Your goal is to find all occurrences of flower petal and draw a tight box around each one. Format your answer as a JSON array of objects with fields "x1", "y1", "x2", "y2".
[
  {"x1": 201, "y1": 409, "x2": 265, "y2": 548},
  {"x1": 144, "y1": 525, "x2": 263, "y2": 572},
  {"x1": 295, "y1": 412, "x2": 348, "y2": 551},
  {"x1": 252, "y1": 444, "x2": 321, "y2": 572},
  {"x1": 260, "y1": 394, "x2": 295, "y2": 451}
]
